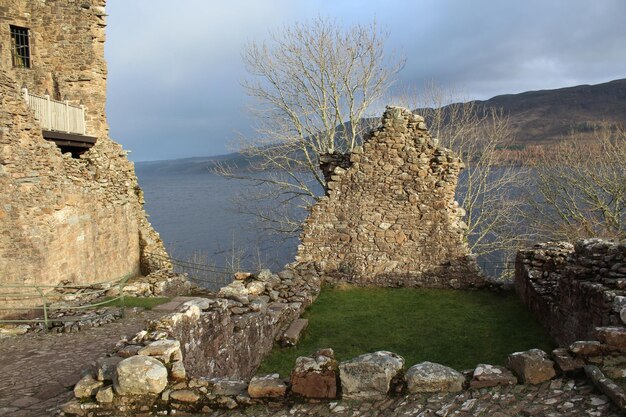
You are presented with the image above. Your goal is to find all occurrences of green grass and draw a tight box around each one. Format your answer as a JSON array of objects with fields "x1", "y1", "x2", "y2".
[
  {"x1": 100, "y1": 296, "x2": 171, "y2": 309},
  {"x1": 258, "y1": 286, "x2": 555, "y2": 377}
]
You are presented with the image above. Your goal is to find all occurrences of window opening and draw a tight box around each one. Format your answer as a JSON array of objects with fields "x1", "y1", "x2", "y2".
[{"x1": 10, "y1": 25, "x2": 31, "y2": 68}]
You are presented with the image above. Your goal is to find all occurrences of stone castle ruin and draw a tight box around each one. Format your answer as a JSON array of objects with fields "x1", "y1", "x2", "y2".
[
  {"x1": 297, "y1": 106, "x2": 483, "y2": 288},
  {"x1": 0, "y1": 0, "x2": 167, "y2": 312}
]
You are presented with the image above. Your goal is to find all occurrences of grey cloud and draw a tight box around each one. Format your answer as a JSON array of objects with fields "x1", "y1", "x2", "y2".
[{"x1": 104, "y1": 0, "x2": 626, "y2": 161}]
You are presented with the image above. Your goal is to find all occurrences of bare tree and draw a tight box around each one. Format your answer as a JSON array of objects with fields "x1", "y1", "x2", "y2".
[
  {"x1": 524, "y1": 125, "x2": 626, "y2": 241},
  {"x1": 217, "y1": 17, "x2": 403, "y2": 235}
]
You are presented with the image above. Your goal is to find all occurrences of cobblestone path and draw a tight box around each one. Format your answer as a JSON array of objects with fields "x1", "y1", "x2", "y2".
[
  {"x1": 0, "y1": 309, "x2": 163, "y2": 417},
  {"x1": 203, "y1": 379, "x2": 620, "y2": 417}
]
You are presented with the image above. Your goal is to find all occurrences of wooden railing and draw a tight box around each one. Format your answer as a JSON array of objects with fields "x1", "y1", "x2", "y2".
[{"x1": 22, "y1": 88, "x2": 86, "y2": 135}]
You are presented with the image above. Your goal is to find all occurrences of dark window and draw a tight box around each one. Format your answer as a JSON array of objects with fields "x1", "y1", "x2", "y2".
[{"x1": 10, "y1": 25, "x2": 31, "y2": 68}]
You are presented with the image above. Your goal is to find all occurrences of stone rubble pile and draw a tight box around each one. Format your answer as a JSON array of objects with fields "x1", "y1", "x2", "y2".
[
  {"x1": 113, "y1": 270, "x2": 191, "y2": 298},
  {"x1": 0, "y1": 271, "x2": 190, "y2": 337}
]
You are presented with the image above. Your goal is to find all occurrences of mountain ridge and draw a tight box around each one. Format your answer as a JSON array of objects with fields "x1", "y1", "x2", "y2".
[{"x1": 136, "y1": 78, "x2": 626, "y2": 175}]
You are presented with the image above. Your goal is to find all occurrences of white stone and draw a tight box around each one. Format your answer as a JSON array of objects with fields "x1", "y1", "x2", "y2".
[
  {"x1": 405, "y1": 362, "x2": 464, "y2": 393},
  {"x1": 339, "y1": 351, "x2": 404, "y2": 400},
  {"x1": 114, "y1": 356, "x2": 168, "y2": 396},
  {"x1": 138, "y1": 339, "x2": 180, "y2": 363}
]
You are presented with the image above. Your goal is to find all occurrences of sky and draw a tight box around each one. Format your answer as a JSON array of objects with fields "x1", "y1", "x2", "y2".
[{"x1": 104, "y1": 0, "x2": 626, "y2": 162}]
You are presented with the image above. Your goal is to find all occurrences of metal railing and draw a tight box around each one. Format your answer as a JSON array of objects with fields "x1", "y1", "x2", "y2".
[
  {"x1": 0, "y1": 274, "x2": 132, "y2": 329},
  {"x1": 147, "y1": 252, "x2": 234, "y2": 291},
  {"x1": 22, "y1": 88, "x2": 86, "y2": 135}
]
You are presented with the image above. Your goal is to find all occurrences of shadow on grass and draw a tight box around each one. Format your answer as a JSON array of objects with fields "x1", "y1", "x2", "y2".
[{"x1": 258, "y1": 286, "x2": 555, "y2": 377}]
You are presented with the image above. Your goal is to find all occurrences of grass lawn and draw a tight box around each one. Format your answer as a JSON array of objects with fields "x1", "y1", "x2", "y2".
[
  {"x1": 99, "y1": 296, "x2": 171, "y2": 310},
  {"x1": 258, "y1": 286, "x2": 555, "y2": 377}
]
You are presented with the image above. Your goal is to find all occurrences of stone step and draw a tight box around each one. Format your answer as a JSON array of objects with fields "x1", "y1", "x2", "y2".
[{"x1": 280, "y1": 318, "x2": 308, "y2": 347}]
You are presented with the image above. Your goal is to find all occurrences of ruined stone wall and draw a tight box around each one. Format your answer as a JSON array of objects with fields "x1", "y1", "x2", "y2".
[
  {"x1": 516, "y1": 239, "x2": 626, "y2": 346},
  {"x1": 0, "y1": 1, "x2": 167, "y2": 312},
  {"x1": 136, "y1": 265, "x2": 321, "y2": 380},
  {"x1": 296, "y1": 107, "x2": 483, "y2": 288}
]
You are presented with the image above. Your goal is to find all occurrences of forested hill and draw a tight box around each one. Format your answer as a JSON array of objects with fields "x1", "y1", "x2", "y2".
[
  {"x1": 472, "y1": 78, "x2": 626, "y2": 144},
  {"x1": 135, "y1": 78, "x2": 626, "y2": 174}
]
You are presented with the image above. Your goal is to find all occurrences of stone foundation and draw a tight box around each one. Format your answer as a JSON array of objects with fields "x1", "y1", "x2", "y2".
[{"x1": 296, "y1": 107, "x2": 483, "y2": 288}]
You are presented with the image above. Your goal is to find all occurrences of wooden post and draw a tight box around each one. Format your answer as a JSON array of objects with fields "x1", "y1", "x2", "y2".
[
  {"x1": 80, "y1": 105, "x2": 86, "y2": 135},
  {"x1": 45, "y1": 94, "x2": 51, "y2": 131},
  {"x1": 22, "y1": 87, "x2": 28, "y2": 104},
  {"x1": 64, "y1": 101, "x2": 70, "y2": 133}
]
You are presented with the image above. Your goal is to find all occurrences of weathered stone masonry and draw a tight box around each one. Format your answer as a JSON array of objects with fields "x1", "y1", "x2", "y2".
[
  {"x1": 0, "y1": 0, "x2": 167, "y2": 313},
  {"x1": 516, "y1": 239, "x2": 626, "y2": 346},
  {"x1": 297, "y1": 106, "x2": 483, "y2": 288}
]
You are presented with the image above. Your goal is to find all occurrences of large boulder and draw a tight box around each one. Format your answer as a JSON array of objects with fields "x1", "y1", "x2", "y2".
[
  {"x1": 290, "y1": 349, "x2": 338, "y2": 399},
  {"x1": 405, "y1": 362, "x2": 465, "y2": 393},
  {"x1": 339, "y1": 351, "x2": 404, "y2": 400},
  {"x1": 114, "y1": 356, "x2": 169, "y2": 395},
  {"x1": 506, "y1": 349, "x2": 556, "y2": 384}
]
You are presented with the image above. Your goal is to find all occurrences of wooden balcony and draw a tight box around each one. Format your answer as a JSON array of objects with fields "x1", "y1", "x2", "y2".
[{"x1": 22, "y1": 88, "x2": 97, "y2": 155}]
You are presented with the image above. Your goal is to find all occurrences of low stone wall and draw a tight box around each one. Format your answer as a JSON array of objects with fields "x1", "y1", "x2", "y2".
[
  {"x1": 150, "y1": 266, "x2": 320, "y2": 379},
  {"x1": 516, "y1": 239, "x2": 626, "y2": 346},
  {"x1": 62, "y1": 327, "x2": 626, "y2": 415},
  {"x1": 296, "y1": 107, "x2": 483, "y2": 289}
]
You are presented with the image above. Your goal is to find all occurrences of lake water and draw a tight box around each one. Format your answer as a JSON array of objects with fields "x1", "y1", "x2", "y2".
[
  {"x1": 135, "y1": 169, "x2": 300, "y2": 272},
  {"x1": 136, "y1": 166, "x2": 515, "y2": 280}
]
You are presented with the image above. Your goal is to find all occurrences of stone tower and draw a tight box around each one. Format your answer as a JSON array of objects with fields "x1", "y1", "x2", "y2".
[{"x1": 0, "y1": 1, "x2": 168, "y2": 310}]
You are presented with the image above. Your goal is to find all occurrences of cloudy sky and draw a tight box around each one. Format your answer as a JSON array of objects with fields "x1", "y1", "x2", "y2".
[{"x1": 105, "y1": 0, "x2": 626, "y2": 162}]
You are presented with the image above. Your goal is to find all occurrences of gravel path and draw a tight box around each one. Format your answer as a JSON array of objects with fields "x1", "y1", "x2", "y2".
[
  {"x1": 202, "y1": 379, "x2": 620, "y2": 416},
  {"x1": 0, "y1": 309, "x2": 162, "y2": 417}
]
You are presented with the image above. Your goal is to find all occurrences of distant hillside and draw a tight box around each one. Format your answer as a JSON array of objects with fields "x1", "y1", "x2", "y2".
[
  {"x1": 135, "y1": 153, "x2": 253, "y2": 176},
  {"x1": 472, "y1": 78, "x2": 626, "y2": 143},
  {"x1": 137, "y1": 78, "x2": 626, "y2": 174}
]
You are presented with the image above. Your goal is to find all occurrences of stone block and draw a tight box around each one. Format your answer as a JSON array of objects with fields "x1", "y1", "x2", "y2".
[
  {"x1": 96, "y1": 356, "x2": 123, "y2": 381},
  {"x1": 74, "y1": 374, "x2": 103, "y2": 398},
  {"x1": 290, "y1": 350, "x2": 338, "y2": 399},
  {"x1": 596, "y1": 327, "x2": 626, "y2": 349},
  {"x1": 113, "y1": 356, "x2": 168, "y2": 396},
  {"x1": 406, "y1": 362, "x2": 465, "y2": 393},
  {"x1": 339, "y1": 351, "x2": 404, "y2": 400},
  {"x1": 569, "y1": 341, "x2": 605, "y2": 357},
  {"x1": 247, "y1": 374, "x2": 287, "y2": 399},
  {"x1": 552, "y1": 348, "x2": 585, "y2": 373},
  {"x1": 116, "y1": 344, "x2": 143, "y2": 358},
  {"x1": 171, "y1": 361, "x2": 186, "y2": 381},
  {"x1": 137, "y1": 339, "x2": 181, "y2": 363},
  {"x1": 170, "y1": 389, "x2": 200, "y2": 403},
  {"x1": 95, "y1": 386, "x2": 114, "y2": 403},
  {"x1": 211, "y1": 379, "x2": 248, "y2": 396},
  {"x1": 585, "y1": 365, "x2": 626, "y2": 411},
  {"x1": 280, "y1": 318, "x2": 309, "y2": 347},
  {"x1": 506, "y1": 349, "x2": 556, "y2": 384},
  {"x1": 469, "y1": 364, "x2": 517, "y2": 389}
]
